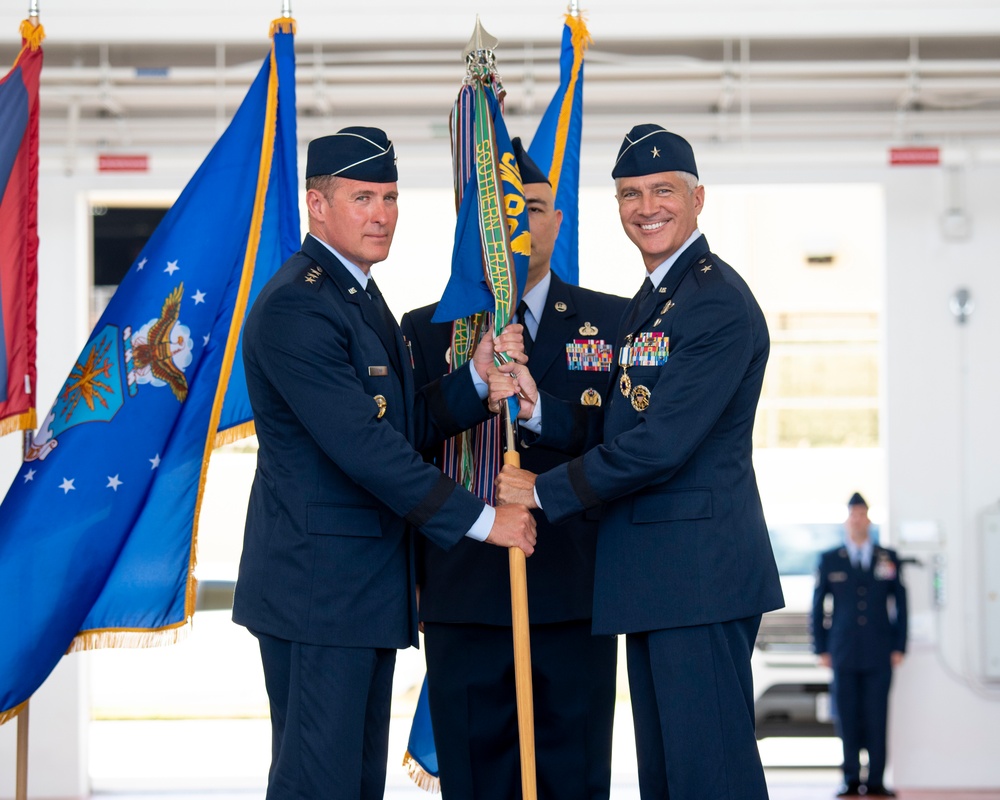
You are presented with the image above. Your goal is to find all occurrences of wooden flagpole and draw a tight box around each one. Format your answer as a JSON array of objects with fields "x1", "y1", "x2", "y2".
[
  {"x1": 15, "y1": 701, "x2": 29, "y2": 800},
  {"x1": 501, "y1": 403, "x2": 536, "y2": 800}
]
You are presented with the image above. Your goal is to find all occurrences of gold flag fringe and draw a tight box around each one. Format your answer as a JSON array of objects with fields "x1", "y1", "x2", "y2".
[
  {"x1": 215, "y1": 420, "x2": 256, "y2": 448},
  {"x1": 19, "y1": 18, "x2": 45, "y2": 51},
  {"x1": 402, "y1": 752, "x2": 441, "y2": 793},
  {"x1": 0, "y1": 409, "x2": 36, "y2": 438},
  {"x1": 0, "y1": 699, "x2": 28, "y2": 728},
  {"x1": 270, "y1": 18, "x2": 296, "y2": 36},
  {"x1": 67, "y1": 621, "x2": 191, "y2": 654}
]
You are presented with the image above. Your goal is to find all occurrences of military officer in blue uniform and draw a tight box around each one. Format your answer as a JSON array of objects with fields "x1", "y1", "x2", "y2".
[
  {"x1": 495, "y1": 124, "x2": 784, "y2": 800},
  {"x1": 811, "y1": 492, "x2": 908, "y2": 798},
  {"x1": 400, "y1": 140, "x2": 627, "y2": 799},
  {"x1": 232, "y1": 127, "x2": 537, "y2": 800}
]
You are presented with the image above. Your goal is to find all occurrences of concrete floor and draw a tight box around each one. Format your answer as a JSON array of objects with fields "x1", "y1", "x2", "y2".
[{"x1": 77, "y1": 711, "x2": 1000, "y2": 800}]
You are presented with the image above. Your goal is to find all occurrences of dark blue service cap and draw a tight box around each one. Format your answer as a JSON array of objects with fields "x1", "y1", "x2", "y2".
[
  {"x1": 306, "y1": 126, "x2": 397, "y2": 181},
  {"x1": 511, "y1": 137, "x2": 550, "y2": 186},
  {"x1": 848, "y1": 492, "x2": 868, "y2": 508},
  {"x1": 611, "y1": 123, "x2": 698, "y2": 180}
]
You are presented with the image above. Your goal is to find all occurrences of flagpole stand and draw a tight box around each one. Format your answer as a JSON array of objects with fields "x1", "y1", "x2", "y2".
[
  {"x1": 502, "y1": 408, "x2": 537, "y2": 800},
  {"x1": 15, "y1": 701, "x2": 29, "y2": 800}
]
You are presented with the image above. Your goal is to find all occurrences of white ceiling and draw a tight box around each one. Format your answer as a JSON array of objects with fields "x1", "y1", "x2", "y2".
[{"x1": 3, "y1": 1, "x2": 1000, "y2": 170}]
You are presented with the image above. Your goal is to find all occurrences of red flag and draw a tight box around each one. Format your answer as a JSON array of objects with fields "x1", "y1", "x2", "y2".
[{"x1": 0, "y1": 21, "x2": 43, "y2": 437}]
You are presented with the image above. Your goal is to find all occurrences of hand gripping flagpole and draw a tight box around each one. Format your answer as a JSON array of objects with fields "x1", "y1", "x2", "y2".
[{"x1": 462, "y1": 21, "x2": 537, "y2": 799}]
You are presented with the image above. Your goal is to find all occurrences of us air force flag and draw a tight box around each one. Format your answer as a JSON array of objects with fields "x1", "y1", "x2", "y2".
[{"x1": 0, "y1": 19, "x2": 299, "y2": 724}]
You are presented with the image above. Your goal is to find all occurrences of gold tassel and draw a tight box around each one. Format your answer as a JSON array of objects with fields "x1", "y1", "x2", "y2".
[
  {"x1": 402, "y1": 751, "x2": 441, "y2": 793},
  {"x1": 0, "y1": 699, "x2": 29, "y2": 728},
  {"x1": 214, "y1": 420, "x2": 257, "y2": 448},
  {"x1": 269, "y1": 17, "x2": 296, "y2": 36},
  {"x1": 19, "y1": 18, "x2": 45, "y2": 51},
  {"x1": 66, "y1": 622, "x2": 191, "y2": 653},
  {"x1": 0, "y1": 409, "x2": 36, "y2": 438}
]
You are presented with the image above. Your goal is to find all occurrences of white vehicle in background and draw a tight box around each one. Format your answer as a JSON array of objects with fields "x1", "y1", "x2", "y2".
[{"x1": 751, "y1": 507, "x2": 882, "y2": 739}]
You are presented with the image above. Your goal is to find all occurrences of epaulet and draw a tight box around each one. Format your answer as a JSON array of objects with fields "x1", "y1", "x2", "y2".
[
  {"x1": 692, "y1": 254, "x2": 722, "y2": 283},
  {"x1": 301, "y1": 264, "x2": 326, "y2": 290}
]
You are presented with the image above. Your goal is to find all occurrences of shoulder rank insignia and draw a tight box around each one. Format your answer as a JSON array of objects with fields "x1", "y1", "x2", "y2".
[
  {"x1": 700, "y1": 264, "x2": 712, "y2": 273},
  {"x1": 579, "y1": 321, "x2": 598, "y2": 336},
  {"x1": 304, "y1": 266, "x2": 323, "y2": 284}
]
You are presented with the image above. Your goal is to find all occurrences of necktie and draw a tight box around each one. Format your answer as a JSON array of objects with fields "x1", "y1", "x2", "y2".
[
  {"x1": 366, "y1": 278, "x2": 397, "y2": 334},
  {"x1": 516, "y1": 300, "x2": 534, "y2": 356},
  {"x1": 622, "y1": 277, "x2": 654, "y2": 333}
]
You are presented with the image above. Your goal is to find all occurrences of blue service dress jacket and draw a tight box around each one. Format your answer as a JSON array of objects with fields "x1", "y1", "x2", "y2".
[
  {"x1": 532, "y1": 235, "x2": 784, "y2": 634},
  {"x1": 811, "y1": 545, "x2": 908, "y2": 670},
  {"x1": 401, "y1": 273, "x2": 629, "y2": 625},
  {"x1": 233, "y1": 234, "x2": 491, "y2": 650}
]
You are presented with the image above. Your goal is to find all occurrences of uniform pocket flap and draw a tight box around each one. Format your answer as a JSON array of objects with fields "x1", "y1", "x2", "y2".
[
  {"x1": 307, "y1": 503, "x2": 382, "y2": 537},
  {"x1": 632, "y1": 489, "x2": 713, "y2": 523}
]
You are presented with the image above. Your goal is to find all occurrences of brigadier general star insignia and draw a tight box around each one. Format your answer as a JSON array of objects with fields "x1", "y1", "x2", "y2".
[
  {"x1": 651, "y1": 146, "x2": 661, "y2": 158},
  {"x1": 701, "y1": 264, "x2": 712, "y2": 273}
]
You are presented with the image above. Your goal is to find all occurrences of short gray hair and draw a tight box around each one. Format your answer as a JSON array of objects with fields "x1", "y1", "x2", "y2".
[{"x1": 306, "y1": 174, "x2": 341, "y2": 198}]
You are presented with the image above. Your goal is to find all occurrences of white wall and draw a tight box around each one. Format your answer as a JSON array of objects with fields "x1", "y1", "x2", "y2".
[{"x1": 884, "y1": 160, "x2": 1000, "y2": 789}]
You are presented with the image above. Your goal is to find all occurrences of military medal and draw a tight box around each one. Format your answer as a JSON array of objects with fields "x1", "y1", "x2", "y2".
[
  {"x1": 374, "y1": 394, "x2": 387, "y2": 419},
  {"x1": 874, "y1": 554, "x2": 896, "y2": 581},
  {"x1": 630, "y1": 385, "x2": 650, "y2": 411},
  {"x1": 619, "y1": 334, "x2": 633, "y2": 397},
  {"x1": 581, "y1": 388, "x2": 602, "y2": 407},
  {"x1": 566, "y1": 339, "x2": 614, "y2": 372}
]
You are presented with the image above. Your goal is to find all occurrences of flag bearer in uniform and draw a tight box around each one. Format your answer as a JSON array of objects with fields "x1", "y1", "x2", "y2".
[{"x1": 402, "y1": 140, "x2": 627, "y2": 799}]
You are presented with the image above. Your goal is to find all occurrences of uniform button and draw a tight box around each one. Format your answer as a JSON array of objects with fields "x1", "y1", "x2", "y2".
[
  {"x1": 858, "y1": 601, "x2": 867, "y2": 610},
  {"x1": 858, "y1": 616, "x2": 867, "y2": 625},
  {"x1": 858, "y1": 587, "x2": 868, "y2": 596}
]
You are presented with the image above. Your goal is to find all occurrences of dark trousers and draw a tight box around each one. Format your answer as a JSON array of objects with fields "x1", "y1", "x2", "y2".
[
  {"x1": 832, "y1": 663, "x2": 892, "y2": 786},
  {"x1": 423, "y1": 620, "x2": 618, "y2": 800},
  {"x1": 254, "y1": 631, "x2": 396, "y2": 800},
  {"x1": 626, "y1": 616, "x2": 768, "y2": 800}
]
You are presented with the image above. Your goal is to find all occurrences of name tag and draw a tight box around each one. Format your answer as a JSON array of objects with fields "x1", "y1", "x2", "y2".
[
  {"x1": 566, "y1": 339, "x2": 614, "y2": 372},
  {"x1": 368, "y1": 366, "x2": 388, "y2": 377},
  {"x1": 828, "y1": 571, "x2": 848, "y2": 582}
]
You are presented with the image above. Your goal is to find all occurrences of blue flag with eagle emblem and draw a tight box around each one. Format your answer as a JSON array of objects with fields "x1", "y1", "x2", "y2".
[{"x1": 0, "y1": 19, "x2": 299, "y2": 724}]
